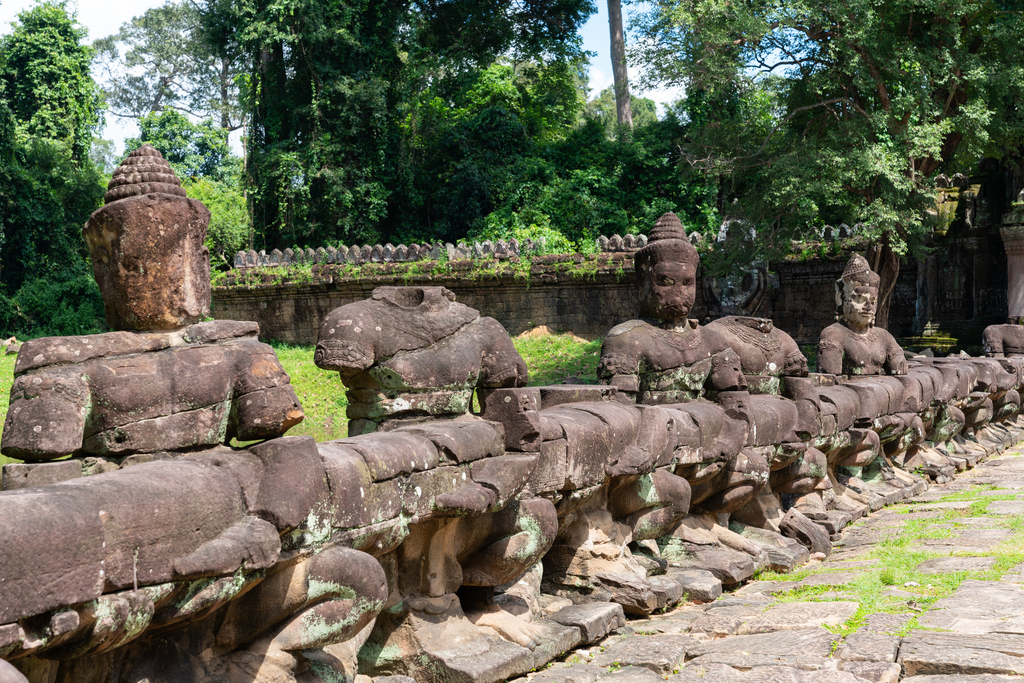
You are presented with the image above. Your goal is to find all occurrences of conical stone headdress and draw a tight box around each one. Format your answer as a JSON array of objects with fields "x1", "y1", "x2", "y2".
[
  {"x1": 840, "y1": 253, "x2": 880, "y2": 288},
  {"x1": 104, "y1": 144, "x2": 187, "y2": 204}
]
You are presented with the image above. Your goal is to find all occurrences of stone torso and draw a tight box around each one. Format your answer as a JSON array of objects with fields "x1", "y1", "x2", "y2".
[
  {"x1": 599, "y1": 319, "x2": 741, "y2": 403},
  {"x1": 818, "y1": 323, "x2": 904, "y2": 376}
]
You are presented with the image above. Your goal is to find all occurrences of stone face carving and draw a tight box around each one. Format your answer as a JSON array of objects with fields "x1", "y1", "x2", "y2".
[
  {"x1": 314, "y1": 286, "x2": 527, "y2": 435},
  {"x1": 84, "y1": 145, "x2": 211, "y2": 331},
  {"x1": 817, "y1": 254, "x2": 907, "y2": 377}
]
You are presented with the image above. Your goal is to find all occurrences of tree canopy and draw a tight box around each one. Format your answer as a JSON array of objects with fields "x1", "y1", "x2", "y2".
[{"x1": 0, "y1": 0, "x2": 104, "y2": 163}]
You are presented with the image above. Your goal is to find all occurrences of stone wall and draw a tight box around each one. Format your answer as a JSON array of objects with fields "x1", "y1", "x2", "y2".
[{"x1": 212, "y1": 243, "x2": 1006, "y2": 348}]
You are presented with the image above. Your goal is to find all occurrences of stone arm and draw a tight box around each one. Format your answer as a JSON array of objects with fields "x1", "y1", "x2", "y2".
[
  {"x1": 780, "y1": 333, "x2": 810, "y2": 377},
  {"x1": 883, "y1": 333, "x2": 908, "y2": 376},
  {"x1": 597, "y1": 324, "x2": 644, "y2": 395},
  {"x1": 817, "y1": 325, "x2": 845, "y2": 375}
]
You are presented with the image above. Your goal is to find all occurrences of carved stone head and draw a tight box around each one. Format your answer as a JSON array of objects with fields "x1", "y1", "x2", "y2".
[
  {"x1": 635, "y1": 212, "x2": 698, "y2": 323},
  {"x1": 83, "y1": 145, "x2": 211, "y2": 331},
  {"x1": 836, "y1": 254, "x2": 879, "y2": 332}
]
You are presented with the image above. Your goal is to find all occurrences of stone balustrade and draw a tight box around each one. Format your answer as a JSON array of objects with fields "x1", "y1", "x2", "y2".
[{"x1": 231, "y1": 234, "x2": 650, "y2": 269}]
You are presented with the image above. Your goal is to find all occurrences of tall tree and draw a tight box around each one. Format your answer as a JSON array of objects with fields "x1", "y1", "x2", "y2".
[
  {"x1": 0, "y1": 0, "x2": 104, "y2": 163},
  {"x1": 94, "y1": 1, "x2": 243, "y2": 131},
  {"x1": 607, "y1": 0, "x2": 633, "y2": 128},
  {"x1": 234, "y1": 0, "x2": 595, "y2": 249},
  {"x1": 632, "y1": 0, "x2": 1024, "y2": 327}
]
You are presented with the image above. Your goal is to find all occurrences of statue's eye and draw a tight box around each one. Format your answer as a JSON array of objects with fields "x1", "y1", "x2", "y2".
[{"x1": 659, "y1": 277, "x2": 675, "y2": 286}]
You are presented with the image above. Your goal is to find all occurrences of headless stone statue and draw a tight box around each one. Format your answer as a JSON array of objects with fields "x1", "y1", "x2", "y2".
[
  {"x1": 314, "y1": 286, "x2": 527, "y2": 436},
  {"x1": 817, "y1": 254, "x2": 907, "y2": 377}
]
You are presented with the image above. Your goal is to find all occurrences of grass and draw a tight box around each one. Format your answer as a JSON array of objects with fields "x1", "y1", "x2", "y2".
[
  {"x1": 0, "y1": 330, "x2": 603, "y2": 458},
  {"x1": 514, "y1": 333, "x2": 603, "y2": 386},
  {"x1": 751, "y1": 480, "x2": 1024, "y2": 638}
]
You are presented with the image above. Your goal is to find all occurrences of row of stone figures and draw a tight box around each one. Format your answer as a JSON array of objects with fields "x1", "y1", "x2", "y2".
[
  {"x1": 2, "y1": 150, "x2": 1024, "y2": 683},
  {"x1": 231, "y1": 234, "x2": 655, "y2": 270}
]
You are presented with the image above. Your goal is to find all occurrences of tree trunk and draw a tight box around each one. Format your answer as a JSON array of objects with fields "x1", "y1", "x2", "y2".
[
  {"x1": 867, "y1": 239, "x2": 900, "y2": 331},
  {"x1": 607, "y1": 0, "x2": 633, "y2": 128}
]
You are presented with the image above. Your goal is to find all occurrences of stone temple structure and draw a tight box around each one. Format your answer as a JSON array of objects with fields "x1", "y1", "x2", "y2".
[{"x1": 4, "y1": 183, "x2": 1024, "y2": 683}]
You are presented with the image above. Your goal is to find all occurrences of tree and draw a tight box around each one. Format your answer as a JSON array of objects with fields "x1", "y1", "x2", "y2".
[
  {"x1": 125, "y1": 108, "x2": 232, "y2": 180},
  {"x1": 0, "y1": 0, "x2": 104, "y2": 163},
  {"x1": 234, "y1": 0, "x2": 595, "y2": 249},
  {"x1": 632, "y1": 0, "x2": 1024, "y2": 327},
  {"x1": 94, "y1": 1, "x2": 243, "y2": 131},
  {"x1": 607, "y1": 0, "x2": 633, "y2": 128},
  {"x1": 585, "y1": 88, "x2": 657, "y2": 135}
]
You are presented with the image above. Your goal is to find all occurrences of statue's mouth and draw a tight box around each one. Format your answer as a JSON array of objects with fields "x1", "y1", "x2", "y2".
[{"x1": 313, "y1": 340, "x2": 374, "y2": 373}]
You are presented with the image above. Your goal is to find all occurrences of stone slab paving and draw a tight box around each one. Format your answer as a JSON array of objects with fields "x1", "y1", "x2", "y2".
[{"x1": 502, "y1": 449, "x2": 1024, "y2": 683}]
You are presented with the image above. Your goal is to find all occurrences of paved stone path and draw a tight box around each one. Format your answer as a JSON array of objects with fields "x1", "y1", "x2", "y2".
[{"x1": 502, "y1": 447, "x2": 1024, "y2": 683}]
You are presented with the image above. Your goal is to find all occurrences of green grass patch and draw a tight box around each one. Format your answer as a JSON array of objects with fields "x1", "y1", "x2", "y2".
[
  {"x1": 513, "y1": 333, "x2": 603, "y2": 385},
  {"x1": 266, "y1": 342, "x2": 349, "y2": 443},
  {"x1": 0, "y1": 353, "x2": 17, "y2": 466}
]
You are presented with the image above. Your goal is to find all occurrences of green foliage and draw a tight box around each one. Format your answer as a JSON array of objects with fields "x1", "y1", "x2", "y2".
[
  {"x1": 126, "y1": 108, "x2": 232, "y2": 180},
  {"x1": 0, "y1": 2, "x2": 106, "y2": 311},
  {"x1": 233, "y1": 0, "x2": 596, "y2": 249},
  {"x1": 584, "y1": 88, "x2": 659, "y2": 137},
  {"x1": 513, "y1": 332, "x2": 602, "y2": 385},
  {"x1": 630, "y1": 0, "x2": 1024, "y2": 259},
  {"x1": 184, "y1": 176, "x2": 249, "y2": 267},
  {"x1": 0, "y1": 274, "x2": 106, "y2": 338},
  {"x1": 0, "y1": 127, "x2": 105, "y2": 293},
  {"x1": 0, "y1": 0, "x2": 104, "y2": 163}
]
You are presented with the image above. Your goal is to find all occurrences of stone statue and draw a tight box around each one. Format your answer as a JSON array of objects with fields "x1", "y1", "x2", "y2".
[
  {"x1": 2, "y1": 146, "x2": 304, "y2": 461},
  {"x1": 314, "y1": 286, "x2": 527, "y2": 436},
  {"x1": 707, "y1": 315, "x2": 808, "y2": 394},
  {"x1": 983, "y1": 323, "x2": 1024, "y2": 357},
  {"x1": 597, "y1": 212, "x2": 766, "y2": 514},
  {"x1": 0, "y1": 147, "x2": 386, "y2": 683},
  {"x1": 817, "y1": 254, "x2": 907, "y2": 377}
]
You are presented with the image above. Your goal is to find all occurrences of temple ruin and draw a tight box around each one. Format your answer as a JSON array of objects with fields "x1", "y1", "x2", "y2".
[{"x1": 3, "y1": 153, "x2": 1024, "y2": 683}]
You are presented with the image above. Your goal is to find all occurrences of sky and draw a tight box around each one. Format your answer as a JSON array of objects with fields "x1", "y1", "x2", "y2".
[{"x1": 0, "y1": 0, "x2": 684, "y2": 154}]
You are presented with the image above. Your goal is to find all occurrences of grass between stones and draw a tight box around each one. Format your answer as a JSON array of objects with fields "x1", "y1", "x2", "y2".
[{"x1": 754, "y1": 478, "x2": 1024, "y2": 638}]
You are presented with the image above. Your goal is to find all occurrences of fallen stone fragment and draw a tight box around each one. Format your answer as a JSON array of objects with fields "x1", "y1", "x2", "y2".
[
  {"x1": 663, "y1": 542, "x2": 758, "y2": 584},
  {"x1": 837, "y1": 630, "x2": 900, "y2": 662},
  {"x1": 530, "y1": 619, "x2": 583, "y2": 669},
  {"x1": 664, "y1": 568, "x2": 722, "y2": 603},
  {"x1": 593, "y1": 634, "x2": 697, "y2": 674},
  {"x1": 780, "y1": 508, "x2": 832, "y2": 556},
  {"x1": 372, "y1": 677, "x2": 417, "y2": 683},
  {"x1": 550, "y1": 603, "x2": 626, "y2": 644}
]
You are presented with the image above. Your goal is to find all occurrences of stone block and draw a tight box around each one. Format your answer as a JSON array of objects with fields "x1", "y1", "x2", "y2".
[
  {"x1": 549, "y1": 602, "x2": 626, "y2": 644},
  {"x1": 593, "y1": 633, "x2": 697, "y2": 674},
  {"x1": 780, "y1": 508, "x2": 832, "y2": 556},
  {"x1": 2, "y1": 461, "x2": 82, "y2": 490}
]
